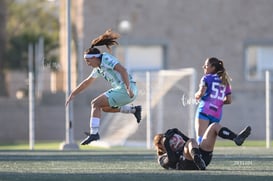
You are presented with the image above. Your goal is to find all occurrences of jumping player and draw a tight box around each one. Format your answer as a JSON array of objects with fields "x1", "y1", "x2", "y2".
[
  {"x1": 154, "y1": 124, "x2": 251, "y2": 170},
  {"x1": 195, "y1": 57, "x2": 232, "y2": 144},
  {"x1": 65, "y1": 29, "x2": 141, "y2": 145}
]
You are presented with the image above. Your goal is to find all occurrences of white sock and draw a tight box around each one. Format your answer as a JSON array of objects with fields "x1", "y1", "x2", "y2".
[
  {"x1": 120, "y1": 105, "x2": 135, "y2": 113},
  {"x1": 90, "y1": 117, "x2": 100, "y2": 134}
]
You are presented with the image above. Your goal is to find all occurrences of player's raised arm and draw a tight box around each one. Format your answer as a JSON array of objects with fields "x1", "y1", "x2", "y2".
[{"x1": 65, "y1": 76, "x2": 95, "y2": 106}]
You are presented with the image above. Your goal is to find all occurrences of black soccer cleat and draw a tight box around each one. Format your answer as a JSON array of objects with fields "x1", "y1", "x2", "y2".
[
  {"x1": 133, "y1": 105, "x2": 142, "y2": 123},
  {"x1": 234, "y1": 126, "x2": 251, "y2": 146},
  {"x1": 193, "y1": 154, "x2": 206, "y2": 170},
  {"x1": 80, "y1": 132, "x2": 100, "y2": 145}
]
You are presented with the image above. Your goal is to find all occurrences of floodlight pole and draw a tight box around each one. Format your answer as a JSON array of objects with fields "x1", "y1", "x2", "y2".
[
  {"x1": 60, "y1": 0, "x2": 78, "y2": 150},
  {"x1": 265, "y1": 70, "x2": 271, "y2": 149},
  {"x1": 28, "y1": 44, "x2": 35, "y2": 150},
  {"x1": 146, "y1": 71, "x2": 152, "y2": 149}
]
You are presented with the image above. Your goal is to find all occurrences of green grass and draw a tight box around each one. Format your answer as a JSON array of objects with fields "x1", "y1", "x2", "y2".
[
  {"x1": 0, "y1": 140, "x2": 271, "y2": 150},
  {"x1": 0, "y1": 143, "x2": 273, "y2": 181},
  {"x1": 0, "y1": 141, "x2": 61, "y2": 150},
  {"x1": 215, "y1": 140, "x2": 272, "y2": 147},
  {"x1": 0, "y1": 148, "x2": 273, "y2": 181}
]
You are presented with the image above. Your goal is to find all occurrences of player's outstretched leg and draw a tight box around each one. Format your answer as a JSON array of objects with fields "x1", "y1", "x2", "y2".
[
  {"x1": 80, "y1": 132, "x2": 100, "y2": 145},
  {"x1": 120, "y1": 105, "x2": 142, "y2": 123},
  {"x1": 233, "y1": 126, "x2": 251, "y2": 146}
]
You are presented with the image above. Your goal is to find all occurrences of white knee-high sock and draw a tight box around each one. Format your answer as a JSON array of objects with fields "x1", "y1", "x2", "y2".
[
  {"x1": 90, "y1": 117, "x2": 100, "y2": 134},
  {"x1": 120, "y1": 105, "x2": 135, "y2": 113}
]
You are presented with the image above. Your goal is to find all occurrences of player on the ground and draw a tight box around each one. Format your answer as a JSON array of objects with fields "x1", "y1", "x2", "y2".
[
  {"x1": 195, "y1": 57, "x2": 232, "y2": 144},
  {"x1": 65, "y1": 29, "x2": 141, "y2": 145},
  {"x1": 154, "y1": 124, "x2": 251, "y2": 170}
]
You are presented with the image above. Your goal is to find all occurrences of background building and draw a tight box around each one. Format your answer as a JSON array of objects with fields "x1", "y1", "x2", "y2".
[{"x1": 1, "y1": 0, "x2": 273, "y2": 145}]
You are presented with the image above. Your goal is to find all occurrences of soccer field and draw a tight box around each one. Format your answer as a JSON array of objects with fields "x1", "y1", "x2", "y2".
[{"x1": 0, "y1": 147, "x2": 273, "y2": 181}]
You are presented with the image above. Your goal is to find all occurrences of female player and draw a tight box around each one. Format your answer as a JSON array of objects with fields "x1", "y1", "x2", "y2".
[
  {"x1": 153, "y1": 124, "x2": 251, "y2": 170},
  {"x1": 65, "y1": 29, "x2": 141, "y2": 145},
  {"x1": 195, "y1": 57, "x2": 232, "y2": 144}
]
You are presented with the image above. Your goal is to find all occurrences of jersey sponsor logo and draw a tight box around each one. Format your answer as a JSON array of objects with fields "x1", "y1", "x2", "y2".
[{"x1": 209, "y1": 105, "x2": 218, "y2": 112}]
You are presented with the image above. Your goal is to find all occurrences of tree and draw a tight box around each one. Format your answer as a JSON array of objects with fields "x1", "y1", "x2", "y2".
[
  {"x1": 6, "y1": 0, "x2": 59, "y2": 71},
  {"x1": 0, "y1": 0, "x2": 59, "y2": 97},
  {"x1": 0, "y1": 0, "x2": 8, "y2": 96}
]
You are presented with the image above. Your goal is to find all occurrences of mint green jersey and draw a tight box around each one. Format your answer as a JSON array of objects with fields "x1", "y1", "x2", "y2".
[{"x1": 88, "y1": 52, "x2": 133, "y2": 88}]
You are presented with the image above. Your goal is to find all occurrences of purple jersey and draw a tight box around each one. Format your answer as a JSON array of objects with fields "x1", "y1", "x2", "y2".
[{"x1": 196, "y1": 74, "x2": 231, "y2": 120}]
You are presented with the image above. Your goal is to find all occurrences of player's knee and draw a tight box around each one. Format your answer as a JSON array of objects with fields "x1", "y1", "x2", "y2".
[
  {"x1": 91, "y1": 99, "x2": 100, "y2": 109},
  {"x1": 209, "y1": 123, "x2": 220, "y2": 130}
]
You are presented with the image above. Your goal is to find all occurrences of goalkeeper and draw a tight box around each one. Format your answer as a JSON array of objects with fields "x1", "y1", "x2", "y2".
[
  {"x1": 65, "y1": 29, "x2": 141, "y2": 145},
  {"x1": 153, "y1": 123, "x2": 251, "y2": 170}
]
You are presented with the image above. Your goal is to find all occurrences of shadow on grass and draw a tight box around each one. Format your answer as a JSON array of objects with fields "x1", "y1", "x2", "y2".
[{"x1": 1, "y1": 172, "x2": 273, "y2": 181}]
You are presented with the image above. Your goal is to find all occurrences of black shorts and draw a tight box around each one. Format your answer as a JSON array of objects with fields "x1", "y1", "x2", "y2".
[{"x1": 177, "y1": 148, "x2": 213, "y2": 170}]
